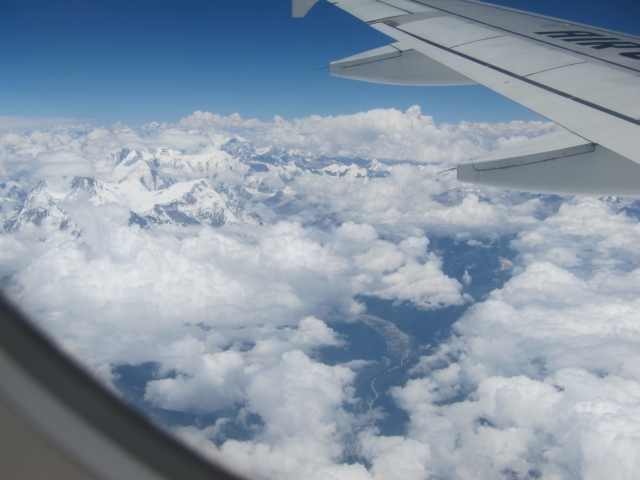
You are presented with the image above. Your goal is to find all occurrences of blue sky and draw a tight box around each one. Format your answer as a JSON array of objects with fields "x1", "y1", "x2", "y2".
[{"x1": 1, "y1": 0, "x2": 638, "y2": 127}]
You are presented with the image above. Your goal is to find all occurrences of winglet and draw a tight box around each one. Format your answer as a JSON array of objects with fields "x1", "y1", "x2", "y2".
[{"x1": 293, "y1": 0, "x2": 319, "y2": 17}]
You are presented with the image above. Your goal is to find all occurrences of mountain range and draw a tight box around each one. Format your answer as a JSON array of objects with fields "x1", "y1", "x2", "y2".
[{"x1": 3, "y1": 137, "x2": 390, "y2": 234}]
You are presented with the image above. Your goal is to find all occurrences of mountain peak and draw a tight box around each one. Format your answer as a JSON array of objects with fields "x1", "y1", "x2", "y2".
[{"x1": 221, "y1": 137, "x2": 255, "y2": 159}]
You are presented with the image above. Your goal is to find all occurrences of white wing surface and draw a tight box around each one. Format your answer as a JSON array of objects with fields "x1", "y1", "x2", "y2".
[{"x1": 294, "y1": 0, "x2": 640, "y2": 195}]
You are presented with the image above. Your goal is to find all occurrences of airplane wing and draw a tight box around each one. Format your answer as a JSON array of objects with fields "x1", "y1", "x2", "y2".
[{"x1": 294, "y1": 0, "x2": 640, "y2": 196}]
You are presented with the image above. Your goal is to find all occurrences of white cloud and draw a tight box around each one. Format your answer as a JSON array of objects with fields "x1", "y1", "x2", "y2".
[
  {"x1": 384, "y1": 367, "x2": 640, "y2": 480},
  {"x1": 383, "y1": 195, "x2": 640, "y2": 479},
  {"x1": 33, "y1": 150, "x2": 95, "y2": 177},
  {"x1": 368, "y1": 257, "x2": 467, "y2": 309},
  {"x1": 178, "y1": 107, "x2": 559, "y2": 164},
  {"x1": 144, "y1": 317, "x2": 345, "y2": 414},
  {"x1": 175, "y1": 342, "x2": 374, "y2": 480}
]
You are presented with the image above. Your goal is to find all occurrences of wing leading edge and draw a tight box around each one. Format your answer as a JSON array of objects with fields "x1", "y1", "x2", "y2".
[{"x1": 293, "y1": 0, "x2": 640, "y2": 196}]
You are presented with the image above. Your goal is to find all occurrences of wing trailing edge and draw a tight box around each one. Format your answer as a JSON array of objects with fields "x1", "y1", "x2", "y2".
[{"x1": 457, "y1": 131, "x2": 640, "y2": 196}]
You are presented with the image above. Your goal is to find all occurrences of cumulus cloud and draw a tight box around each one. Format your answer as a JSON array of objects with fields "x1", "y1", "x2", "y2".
[
  {"x1": 178, "y1": 107, "x2": 559, "y2": 164},
  {"x1": 144, "y1": 317, "x2": 345, "y2": 414},
  {"x1": 2, "y1": 109, "x2": 638, "y2": 479},
  {"x1": 368, "y1": 257, "x2": 467, "y2": 309},
  {"x1": 178, "y1": 347, "x2": 372, "y2": 480},
  {"x1": 384, "y1": 196, "x2": 640, "y2": 480}
]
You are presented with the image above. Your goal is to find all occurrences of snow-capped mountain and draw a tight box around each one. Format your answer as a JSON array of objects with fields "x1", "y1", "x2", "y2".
[{"x1": 4, "y1": 137, "x2": 389, "y2": 233}]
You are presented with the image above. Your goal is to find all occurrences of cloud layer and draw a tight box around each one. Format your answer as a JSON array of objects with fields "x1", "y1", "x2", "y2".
[{"x1": 1, "y1": 108, "x2": 639, "y2": 479}]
